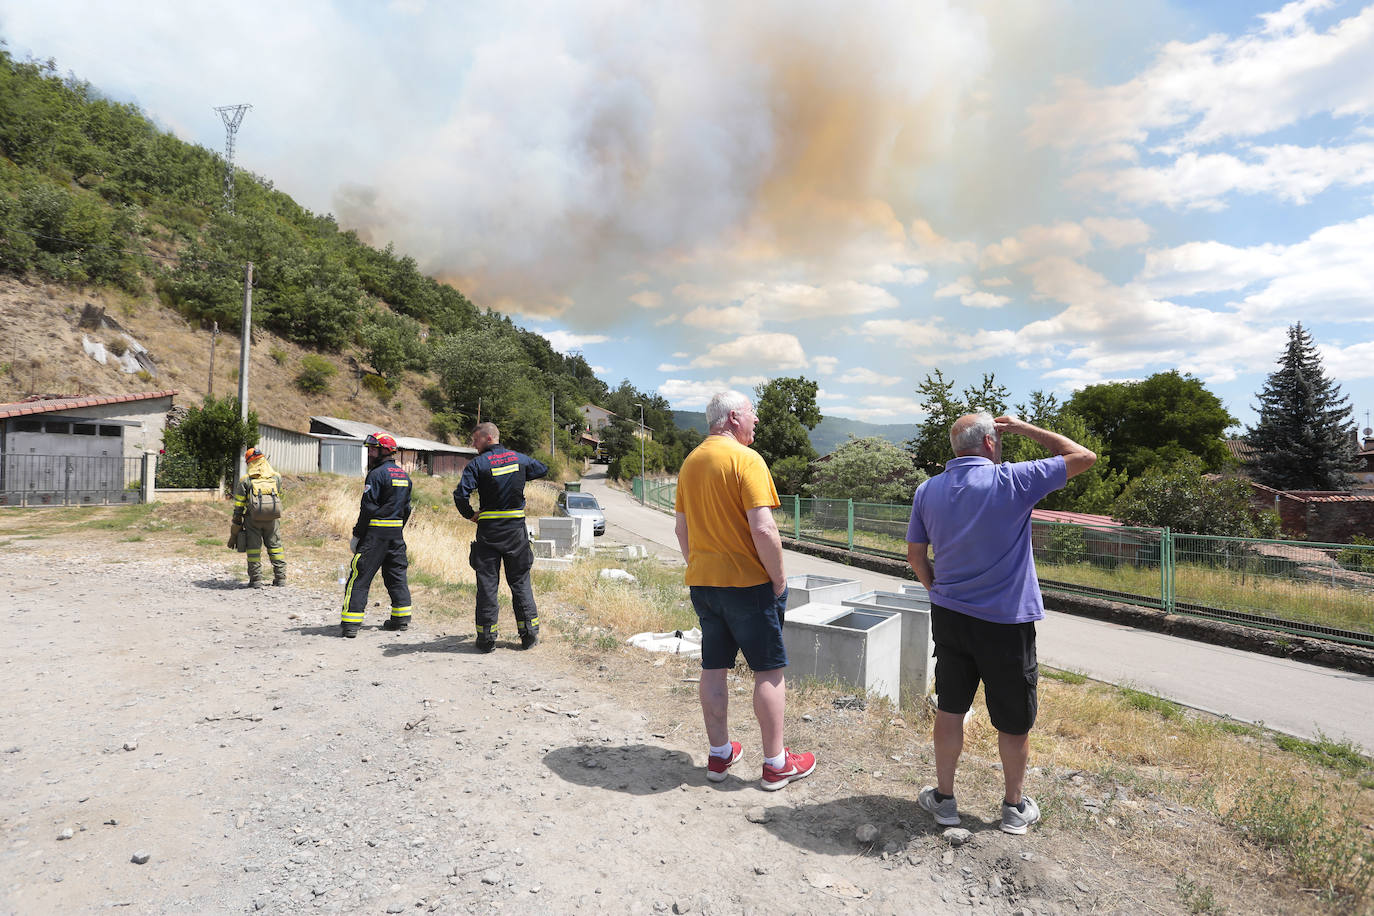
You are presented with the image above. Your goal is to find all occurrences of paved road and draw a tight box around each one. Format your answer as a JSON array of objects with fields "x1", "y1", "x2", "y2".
[{"x1": 579, "y1": 467, "x2": 1374, "y2": 751}]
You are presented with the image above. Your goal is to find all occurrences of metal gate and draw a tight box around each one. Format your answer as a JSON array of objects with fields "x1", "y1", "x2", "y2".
[{"x1": 0, "y1": 453, "x2": 144, "y2": 507}]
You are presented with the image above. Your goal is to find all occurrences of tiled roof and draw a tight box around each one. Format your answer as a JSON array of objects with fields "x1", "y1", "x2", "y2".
[
  {"x1": 1031, "y1": 508, "x2": 1121, "y2": 527},
  {"x1": 1225, "y1": 438, "x2": 1257, "y2": 462},
  {"x1": 0, "y1": 390, "x2": 177, "y2": 419}
]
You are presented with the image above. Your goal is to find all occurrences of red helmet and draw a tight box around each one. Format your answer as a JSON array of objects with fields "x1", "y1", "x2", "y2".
[{"x1": 365, "y1": 432, "x2": 397, "y2": 453}]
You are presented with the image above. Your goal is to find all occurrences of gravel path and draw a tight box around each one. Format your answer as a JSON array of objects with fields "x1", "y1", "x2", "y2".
[{"x1": 1, "y1": 539, "x2": 1245, "y2": 915}]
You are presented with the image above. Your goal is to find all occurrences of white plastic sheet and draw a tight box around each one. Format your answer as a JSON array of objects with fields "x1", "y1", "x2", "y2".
[{"x1": 626, "y1": 628, "x2": 702, "y2": 658}]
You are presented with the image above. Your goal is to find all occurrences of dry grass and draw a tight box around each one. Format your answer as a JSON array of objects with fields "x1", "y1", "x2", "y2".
[{"x1": 6, "y1": 479, "x2": 1372, "y2": 913}]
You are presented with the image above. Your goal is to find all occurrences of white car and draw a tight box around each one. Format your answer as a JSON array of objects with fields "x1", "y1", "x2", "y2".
[{"x1": 555, "y1": 491, "x2": 606, "y2": 536}]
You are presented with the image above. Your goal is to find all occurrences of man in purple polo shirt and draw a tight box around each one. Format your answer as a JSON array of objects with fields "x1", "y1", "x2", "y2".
[{"x1": 906, "y1": 412, "x2": 1096, "y2": 834}]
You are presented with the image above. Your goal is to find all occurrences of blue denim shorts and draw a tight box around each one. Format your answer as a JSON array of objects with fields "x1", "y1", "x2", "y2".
[{"x1": 690, "y1": 583, "x2": 789, "y2": 672}]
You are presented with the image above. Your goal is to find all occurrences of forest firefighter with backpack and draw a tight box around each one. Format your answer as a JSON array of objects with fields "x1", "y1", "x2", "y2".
[
  {"x1": 339, "y1": 433, "x2": 413, "y2": 638},
  {"x1": 228, "y1": 446, "x2": 286, "y2": 588}
]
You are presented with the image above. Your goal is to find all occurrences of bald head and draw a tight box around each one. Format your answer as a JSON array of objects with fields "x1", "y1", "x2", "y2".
[{"x1": 950, "y1": 412, "x2": 997, "y2": 458}]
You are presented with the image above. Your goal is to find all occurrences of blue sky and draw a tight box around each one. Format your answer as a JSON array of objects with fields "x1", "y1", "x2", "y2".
[{"x1": 2, "y1": 0, "x2": 1372, "y2": 432}]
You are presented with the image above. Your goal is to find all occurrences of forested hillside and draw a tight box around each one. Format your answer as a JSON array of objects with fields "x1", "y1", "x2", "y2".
[
  {"x1": 672, "y1": 409, "x2": 915, "y2": 457},
  {"x1": 0, "y1": 48, "x2": 696, "y2": 468}
]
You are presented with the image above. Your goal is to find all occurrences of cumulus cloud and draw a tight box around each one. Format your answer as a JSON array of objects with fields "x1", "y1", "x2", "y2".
[
  {"x1": 540, "y1": 329, "x2": 611, "y2": 352},
  {"x1": 689, "y1": 333, "x2": 809, "y2": 370},
  {"x1": 1141, "y1": 215, "x2": 1374, "y2": 321},
  {"x1": 811, "y1": 355, "x2": 839, "y2": 376},
  {"x1": 835, "y1": 367, "x2": 902, "y2": 386},
  {"x1": 1027, "y1": 3, "x2": 1374, "y2": 157},
  {"x1": 629, "y1": 291, "x2": 663, "y2": 309},
  {"x1": 1074, "y1": 143, "x2": 1374, "y2": 209},
  {"x1": 961, "y1": 291, "x2": 1011, "y2": 309}
]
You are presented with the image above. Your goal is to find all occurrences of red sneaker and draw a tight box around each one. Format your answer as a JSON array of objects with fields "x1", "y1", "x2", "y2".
[
  {"x1": 706, "y1": 741, "x2": 743, "y2": 782},
  {"x1": 761, "y1": 748, "x2": 816, "y2": 791}
]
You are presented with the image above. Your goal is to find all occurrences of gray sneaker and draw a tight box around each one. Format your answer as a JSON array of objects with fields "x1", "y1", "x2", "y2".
[
  {"x1": 917, "y1": 786, "x2": 960, "y2": 826},
  {"x1": 1000, "y1": 796, "x2": 1041, "y2": 835}
]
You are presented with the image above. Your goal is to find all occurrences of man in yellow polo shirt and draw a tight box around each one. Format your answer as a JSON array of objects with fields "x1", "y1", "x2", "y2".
[{"x1": 674, "y1": 390, "x2": 816, "y2": 791}]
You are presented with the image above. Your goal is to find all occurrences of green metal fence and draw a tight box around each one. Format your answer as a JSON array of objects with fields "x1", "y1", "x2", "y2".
[
  {"x1": 1169, "y1": 534, "x2": 1374, "y2": 643},
  {"x1": 633, "y1": 478, "x2": 1374, "y2": 646}
]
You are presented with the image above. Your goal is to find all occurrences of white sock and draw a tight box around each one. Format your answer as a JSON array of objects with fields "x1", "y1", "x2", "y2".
[
  {"x1": 764, "y1": 752, "x2": 786, "y2": 770},
  {"x1": 709, "y1": 742, "x2": 734, "y2": 759}
]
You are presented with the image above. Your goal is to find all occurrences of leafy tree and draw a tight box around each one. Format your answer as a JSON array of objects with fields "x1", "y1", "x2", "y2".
[
  {"x1": 610, "y1": 436, "x2": 665, "y2": 481},
  {"x1": 1003, "y1": 394, "x2": 1124, "y2": 513},
  {"x1": 905, "y1": 369, "x2": 1011, "y2": 473},
  {"x1": 1113, "y1": 457, "x2": 1278, "y2": 537},
  {"x1": 1066, "y1": 371, "x2": 1235, "y2": 478},
  {"x1": 162, "y1": 395, "x2": 258, "y2": 489},
  {"x1": 752, "y1": 376, "x2": 821, "y2": 467},
  {"x1": 358, "y1": 306, "x2": 427, "y2": 379},
  {"x1": 811, "y1": 436, "x2": 928, "y2": 503},
  {"x1": 1246, "y1": 323, "x2": 1359, "y2": 490},
  {"x1": 770, "y1": 455, "x2": 813, "y2": 497}
]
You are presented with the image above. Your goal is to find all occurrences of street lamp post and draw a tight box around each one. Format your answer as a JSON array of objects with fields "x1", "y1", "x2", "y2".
[{"x1": 634, "y1": 403, "x2": 645, "y2": 505}]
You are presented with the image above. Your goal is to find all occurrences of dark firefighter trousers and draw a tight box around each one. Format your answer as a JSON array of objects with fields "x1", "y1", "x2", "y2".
[
  {"x1": 341, "y1": 530, "x2": 412, "y2": 628},
  {"x1": 469, "y1": 519, "x2": 538, "y2": 642},
  {"x1": 244, "y1": 520, "x2": 285, "y2": 583}
]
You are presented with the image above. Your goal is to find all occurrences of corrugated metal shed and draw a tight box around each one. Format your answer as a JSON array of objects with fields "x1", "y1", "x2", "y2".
[
  {"x1": 315, "y1": 434, "x2": 366, "y2": 477},
  {"x1": 257, "y1": 423, "x2": 319, "y2": 474},
  {"x1": 308, "y1": 416, "x2": 475, "y2": 478}
]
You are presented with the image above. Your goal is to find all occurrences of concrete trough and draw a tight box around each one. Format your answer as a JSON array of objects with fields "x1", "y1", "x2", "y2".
[
  {"x1": 842, "y1": 590, "x2": 934, "y2": 704},
  {"x1": 901, "y1": 583, "x2": 931, "y2": 602},
  {"x1": 784, "y1": 574, "x2": 863, "y2": 610},
  {"x1": 782, "y1": 602, "x2": 900, "y2": 704}
]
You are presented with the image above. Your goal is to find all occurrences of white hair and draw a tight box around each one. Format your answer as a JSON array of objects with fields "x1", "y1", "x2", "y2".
[
  {"x1": 950, "y1": 412, "x2": 995, "y2": 455},
  {"x1": 705, "y1": 390, "x2": 751, "y2": 431}
]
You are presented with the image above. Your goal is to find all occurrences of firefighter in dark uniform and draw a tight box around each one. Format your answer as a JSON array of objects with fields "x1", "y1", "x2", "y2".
[
  {"x1": 452, "y1": 421, "x2": 549, "y2": 652},
  {"x1": 340, "y1": 432, "x2": 413, "y2": 638}
]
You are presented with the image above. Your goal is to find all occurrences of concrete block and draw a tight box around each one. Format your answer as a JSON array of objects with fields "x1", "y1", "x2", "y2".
[
  {"x1": 533, "y1": 556, "x2": 575, "y2": 571},
  {"x1": 573, "y1": 516, "x2": 595, "y2": 550},
  {"x1": 531, "y1": 539, "x2": 557, "y2": 559},
  {"x1": 784, "y1": 574, "x2": 863, "y2": 610},
  {"x1": 842, "y1": 591, "x2": 934, "y2": 704},
  {"x1": 782, "y1": 602, "x2": 901, "y2": 704},
  {"x1": 538, "y1": 517, "x2": 576, "y2": 537}
]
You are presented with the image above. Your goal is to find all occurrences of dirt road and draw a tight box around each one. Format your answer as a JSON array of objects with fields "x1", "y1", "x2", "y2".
[{"x1": 0, "y1": 535, "x2": 1275, "y2": 915}]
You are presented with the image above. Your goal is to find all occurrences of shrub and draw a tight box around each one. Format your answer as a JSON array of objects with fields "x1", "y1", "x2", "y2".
[
  {"x1": 361, "y1": 372, "x2": 392, "y2": 401},
  {"x1": 295, "y1": 354, "x2": 336, "y2": 394},
  {"x1": 269, "y1": 346, "x2": 287, "y2": 365},
  {"x1": 1044, "y1": 524, "x2": 1087, "y2": 564}
]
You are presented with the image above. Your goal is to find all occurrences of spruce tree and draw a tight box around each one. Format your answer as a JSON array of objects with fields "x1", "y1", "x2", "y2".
[{"x1": 1246, "y1": 323, "x2": 1358, "y2": 490}]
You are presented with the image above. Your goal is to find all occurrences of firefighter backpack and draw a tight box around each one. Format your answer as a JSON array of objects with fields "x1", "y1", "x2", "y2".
[{"x1": 248, "y1": 475, "x2": 282, "y2": 522}]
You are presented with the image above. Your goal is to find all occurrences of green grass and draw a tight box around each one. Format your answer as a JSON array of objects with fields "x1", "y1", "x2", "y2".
[
  {"x1": 1273, "y1": 732, "x2": 1371, "y2": 775},
  {"x1": 1118, "y1": 686, "x2": 1184, "y2": 720},
  {"x1": 195, "y1": 537, "x2": 223, "y2": 547},
  {"x1": 1176, "y1": 875, "x2": 1225, "y2": 915},
  {"x1": 1042, "y1": 667, "x2": 1088, "y2": 685},
  {"x1": 1227, "y1": 780, "x2": 1374, "y2": 908}
]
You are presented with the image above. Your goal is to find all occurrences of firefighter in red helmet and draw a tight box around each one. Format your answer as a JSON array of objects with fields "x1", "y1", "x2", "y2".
[
  {"x1": 340, "y1": 432, "x2": 413, "y2": 637},
  {"x1": 228, "y1": 446, "x2": 285, "y2": 588}
]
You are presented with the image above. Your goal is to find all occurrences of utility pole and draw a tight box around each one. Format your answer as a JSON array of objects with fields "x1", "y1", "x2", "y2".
[
  {"x1": 207, "y1": 321, "x2": 219, "y2": 398},
  {"x1": 635, "y1": 402, "x2": 645, "y2": 505},
  {"x1": 213, "y1": 104, "x2": 252, "y2": 213},
  {"x1": 234, "y1": 262, "x2": 253, "y2": 485}
]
